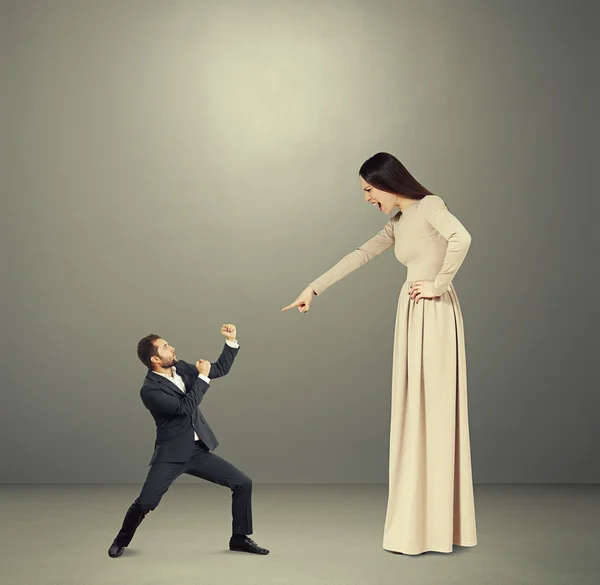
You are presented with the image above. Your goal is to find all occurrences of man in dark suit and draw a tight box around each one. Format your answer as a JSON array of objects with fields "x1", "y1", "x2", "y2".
[{"x1": 108, "y1": 324, "x2": 269, "y2": 557}]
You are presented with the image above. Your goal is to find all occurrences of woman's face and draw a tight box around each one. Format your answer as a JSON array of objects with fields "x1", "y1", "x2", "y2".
[{"x1": 360, "y1": 176, "x2": 398, "y2": 215}]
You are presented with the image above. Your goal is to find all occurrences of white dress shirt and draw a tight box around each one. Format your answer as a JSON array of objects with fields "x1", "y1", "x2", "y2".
[{"x1": 155, "y1": 339, "x2": 239, "y2": 441}]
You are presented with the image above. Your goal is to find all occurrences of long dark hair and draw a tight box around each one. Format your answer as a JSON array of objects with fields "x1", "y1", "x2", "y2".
[{"x1": 359, "y1": 152, "x2": 433, "y2": 222}]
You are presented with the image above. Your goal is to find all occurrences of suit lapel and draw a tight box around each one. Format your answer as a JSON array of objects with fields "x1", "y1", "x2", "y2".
[{"x1": 146, "y1": 371, "x2": 185, "y2": 396}]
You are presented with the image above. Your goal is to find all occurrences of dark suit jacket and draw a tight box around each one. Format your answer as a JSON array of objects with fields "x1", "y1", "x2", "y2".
[{"x1": 140, "y1": 342, "x2": 239, "y2": 464}]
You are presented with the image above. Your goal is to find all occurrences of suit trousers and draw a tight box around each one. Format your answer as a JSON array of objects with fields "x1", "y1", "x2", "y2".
[{"x1": 114, "y1": 441, "x2": 253, "y2": 547}]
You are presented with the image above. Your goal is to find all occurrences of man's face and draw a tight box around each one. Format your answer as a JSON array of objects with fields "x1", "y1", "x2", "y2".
[{"x1": 152, "y1": 338, "x2": 177, "y2": 369}]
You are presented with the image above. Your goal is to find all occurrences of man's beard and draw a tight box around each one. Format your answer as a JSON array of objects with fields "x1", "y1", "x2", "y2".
[{"x1": 164, "y1": 357, "x2": 178, "y2": 368}]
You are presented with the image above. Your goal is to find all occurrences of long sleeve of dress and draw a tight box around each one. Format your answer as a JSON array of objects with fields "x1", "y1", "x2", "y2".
[
  {"x1": 420, "y1": 195, "x2": 472, "y2": 295},
  {"x1": 308, "y1": 221, "x2": 395, "y2": 296}
]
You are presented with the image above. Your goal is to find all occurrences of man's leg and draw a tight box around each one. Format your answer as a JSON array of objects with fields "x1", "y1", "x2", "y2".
[
  {"x1": 109, "y1": 462, "x2": 184, "y2": 557},
  {"x1": 185, "y1": 441, "x2": 268, "y2": 554}
]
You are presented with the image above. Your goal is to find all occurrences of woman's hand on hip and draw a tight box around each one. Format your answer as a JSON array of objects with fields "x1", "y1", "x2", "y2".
[
  {"x1": 281, "y1": 286, "x2": 315, "y2": 313},
  {"x1": 409, "y1": 281, "x2": 440, "y2": 304}
]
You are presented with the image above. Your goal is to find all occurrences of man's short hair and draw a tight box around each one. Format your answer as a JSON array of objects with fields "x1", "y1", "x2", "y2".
[{"x1": 137, "y1": 334, "x2": 162, "y2": 369}]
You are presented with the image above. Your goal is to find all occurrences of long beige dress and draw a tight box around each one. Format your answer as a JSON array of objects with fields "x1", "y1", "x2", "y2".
[{"x1": 308, "y1": 195, "x2": 477, "y2": 555}]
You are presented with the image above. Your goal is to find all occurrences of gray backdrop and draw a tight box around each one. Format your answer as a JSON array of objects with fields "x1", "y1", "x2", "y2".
[{"x1": 2, "y1": 0, "x2": 598, "y2": 484}]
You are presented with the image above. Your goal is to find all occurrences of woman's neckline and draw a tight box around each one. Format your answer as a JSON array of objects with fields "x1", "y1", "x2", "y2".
[{"x1": 399, "y1": 199, "x2": 420, "y2": 212}]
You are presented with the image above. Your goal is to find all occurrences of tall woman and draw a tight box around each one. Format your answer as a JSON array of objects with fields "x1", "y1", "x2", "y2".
[{"x1": 282, "y1": 153, "x2": 477, "y2": 555}]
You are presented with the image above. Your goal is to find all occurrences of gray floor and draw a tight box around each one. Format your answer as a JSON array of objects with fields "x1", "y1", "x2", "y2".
[{"x1": 1, "y1": 484, "x2": 598, "y2": 585}]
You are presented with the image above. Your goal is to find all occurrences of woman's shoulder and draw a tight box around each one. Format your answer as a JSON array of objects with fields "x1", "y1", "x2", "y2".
[
  {"x1": 420, "y1": 194, "x2": 445, "y2": 206},
  {"x1": 417, "y1": 194, "x2": 447, "y2": 213}
]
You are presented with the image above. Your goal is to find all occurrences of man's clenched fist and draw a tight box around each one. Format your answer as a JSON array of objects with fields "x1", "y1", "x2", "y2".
[
  {"x1": 220, "y1": 323, "x2": 237, "y2": 341},
  {"x1": 195, "y1": 359, "x2": 211, "y2": 377}
]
